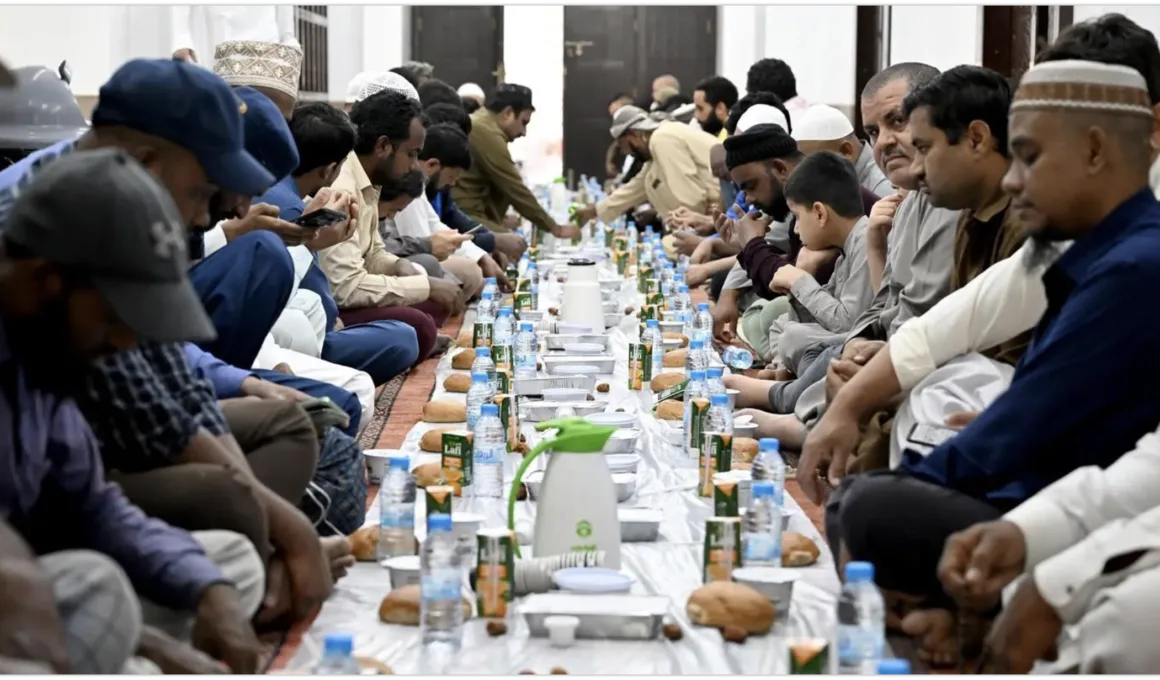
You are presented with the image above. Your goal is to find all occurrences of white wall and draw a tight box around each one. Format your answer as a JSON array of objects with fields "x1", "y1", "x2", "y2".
[
  {"x1": 503, "y1": 5, "x2": 564, "y2": 185},
  {"x1": 888, "y1": 5, "x2": 983, "y2": 72},
  {"x1": 762, "y1": 6, "x2": 857, "y2": 108}
]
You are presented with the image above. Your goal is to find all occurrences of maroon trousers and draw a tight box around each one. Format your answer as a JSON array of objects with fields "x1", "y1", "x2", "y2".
[{"x1": 339, "y1": 301, "x2": 444, "y2": 359}]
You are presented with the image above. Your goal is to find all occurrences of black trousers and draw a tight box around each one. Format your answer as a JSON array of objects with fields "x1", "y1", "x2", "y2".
[{"x1": 824, "y1": 471, "x2": 1012, "y2": 609}]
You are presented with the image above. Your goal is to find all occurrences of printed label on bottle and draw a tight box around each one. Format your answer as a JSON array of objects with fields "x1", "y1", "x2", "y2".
[
  {"x1": 743, "y1": 530, "x2": 781, "y2": 564},
  {"x1": 380, "y1": 502, "x2": 414, "y2": 530},
  {"x1": 421, "y1": 568, "x2": 461, "y2": 602}
]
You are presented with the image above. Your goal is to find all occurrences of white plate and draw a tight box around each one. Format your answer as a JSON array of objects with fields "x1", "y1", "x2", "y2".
[
  {"x1": 557, "y1": 322, "x2": 595, "y2": 334},
  {"x1": 541, "y1": 387, "x2": 590, "y2": 402},
  {"x1": 555, "y1": 364, "x2": 600, "y2": 376},
  {"x1": 562, "y1": 342, "x2": 605, "y2": 355},
  {"x1": 585, "y1": 412, "x2": 637, "y2": 428},
  {"x1": 553, "y1": 567, "x2": 635, "y2": 594}
]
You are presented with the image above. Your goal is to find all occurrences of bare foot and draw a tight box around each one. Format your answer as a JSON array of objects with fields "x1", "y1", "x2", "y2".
[
  {"x1": 322, "y1": 536, "x2": 355, "y2": 583},
  {"x1": 901, "y1": 608, "x2": 962, "y2": 668},
  {"x1": 734, "y1": 408, "x2": 806, "y2": 449},
  {"x1": 722, "y1": 374, "x2": 777, "y2": 408},
  {"x1": 428, "y1": 334, "x2": 453, "y2": 358}
]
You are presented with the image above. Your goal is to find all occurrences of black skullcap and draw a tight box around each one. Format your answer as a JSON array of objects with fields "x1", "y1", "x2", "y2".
[{"x1": 724, "y1": 123, "x2": 797, "y2": 170}]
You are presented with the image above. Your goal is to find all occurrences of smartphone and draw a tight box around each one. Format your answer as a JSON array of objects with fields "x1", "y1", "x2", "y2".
[
  {"x1": 463, "y1": 224, "x2": 484, "y2": 236},
  {"x1": 907, "y1": 422, "x2": 959, "y2": 448},
  {"x1": 295, "y1": 208, "x2": 347, "y2": 229}
]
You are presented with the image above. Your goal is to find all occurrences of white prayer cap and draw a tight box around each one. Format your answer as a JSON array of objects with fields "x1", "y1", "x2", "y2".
[
  {"x1": 457, "y1": 82, "x2": 485, "y2": 101},
  {"x1": 1012, "y1": 59, "x2": 1151, "y2": 118},
  {"x1": 354, "y1": 71, "x2": 419, "y2": 104},
  {"x1": 736, "y1": 104, "x2": 789, "y2": 134},
  {"x1": 792, "y1": 104, "x2": 855, "y2": 142},
  {"x1": 346, "y1": 71, "x2": 372, "y2": 104}
]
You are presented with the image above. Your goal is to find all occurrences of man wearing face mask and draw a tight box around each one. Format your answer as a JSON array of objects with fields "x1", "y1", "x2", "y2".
[
  {"x1": 571, "y1": 105, "x2": 721, "y2": 228},
  {"x1": 453, "y1": 83, "x2": 578, "y2": 239}
]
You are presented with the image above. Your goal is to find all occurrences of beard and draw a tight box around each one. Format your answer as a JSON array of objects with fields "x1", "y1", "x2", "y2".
[
  {"x1": 4, "y1": 300, "x2": 93, "y2": 398},
  {"x1": 1021, "y1": 228, "x2": 1069, "y2": 272},
  {"x1": 425, "y1": 172, "x2": 441, "y2": 200},
  {"x1": 700, "y1": 115, "x2": 724, "y2": 137},
  {"x1": 754, "y1": 194, "x2": 791, "y2": 223}
]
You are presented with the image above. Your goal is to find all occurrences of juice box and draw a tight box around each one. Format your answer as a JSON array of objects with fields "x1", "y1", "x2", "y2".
[
  {"x1": 476, "y1": 528, "x2": 516, "y2": 617},
  {"x1": 703, "y1": 516, "x2": 742, "y2": 583},
  {"x1": 495, "y1": 367, "x2": 511, "y2": 395},
  {"x1": 712, "y1": 474, "x2": 740, "y2": 517},
  {"x1": 700, "y1": 432, "x2": 734, "y2": 496},
  {"x1": 472, "y1": 320, "x2": 493, "y2": 348},
  {"x1": 494, "y1": 394, "x2": 518, "y2": 451},
  {"x1": 514, "y1": 291, "x2": 534, "y2": 312},
  {"x1": 637, "y1": 264, "x2": 654, "y2": 293},
  {"x1": 424, "y1": 485, "x2": 454, "y2": 531},
  {"x1": 640, "y1": 304, "x2": 658, "y2": 323},
  {"x1": 440, "y1": 430, "x2": 473, "y2": 496},
  {"x1": 645, "y1": 291, "x2": 664, "y2": 308},
  {"x1": 614, "y1": 249, "x2": 628, "y2": 276},
  {"x1": 685, "y1": 396, "x2": 711, "y2": 464},
  {"x1": 505, "y1": 264, "x2": 519, "y2": 282},
  {"x1": 627, "y1": 342, "x2": 653, "y2": 390},
  {"x1": 788, "y1": 639, "x2": 831, "y2": 674}
]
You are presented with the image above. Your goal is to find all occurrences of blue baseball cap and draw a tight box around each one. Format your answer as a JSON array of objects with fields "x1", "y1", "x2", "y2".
[
  {"x1": 91, "y1": 59, "x2": 274, "y2": 196},
  {"x1": 233, "y1": 86, "x2": 299, "y2": 180}
]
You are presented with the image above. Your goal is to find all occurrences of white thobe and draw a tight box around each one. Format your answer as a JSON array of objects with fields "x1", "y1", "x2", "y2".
[
  {"x1": 392, "y1": 194, "x2": 487, "y2": 263},
  {"x1": 170, "y1": 6, "x2": 299, "y2": 66}
]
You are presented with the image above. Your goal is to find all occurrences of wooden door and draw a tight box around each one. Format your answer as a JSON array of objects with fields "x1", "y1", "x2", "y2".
[
  {"x1": 982, "y1": 6, "x2": 1033, "y2": 80},
  {"x1": 411, "y1": 6, "x2": 504, "y2": 98},
  {"x1": 562, "y1": 6, "x2": 717, "y2": 182}
]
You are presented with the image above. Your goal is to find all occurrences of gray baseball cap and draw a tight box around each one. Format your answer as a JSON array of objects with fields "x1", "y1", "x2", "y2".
[
  {"x1": 610, "y1": 104, "x2": 662, "y2": 139},
  {"x1": 4, "y1": 148, "x2": 217, "y2": 344}
]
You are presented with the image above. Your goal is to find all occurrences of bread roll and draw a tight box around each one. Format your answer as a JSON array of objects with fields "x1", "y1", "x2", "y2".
[
  {"x1": 443, "y1": 373, "x2": 472, "y2": 393},
  {"x1": 663, "y1": 348, "x2": 688, "y2": 368},
  {"x1": 664, "y1": 332, "x2": 690, "y2": 348},
  {"x1": 656, "y1": 400, "x2": 684, "y2": 421},
  {"x1": 350, "y1": 525, "x2": 378, "y2": 562},
  {"x1": 732, "y1": 438, "x2": 759, "y2": 465},
  {"x1": 456, "y1": 332, "x2": 473, "y2": 348},
  {"x1": 781, "y1": 532, "x2": 820, "y2": 567},
  {"x1": 420, "y1": 427, "x2": 455, "y2": 453},
  {"x1": 451, "y1": 349, "x2": 475, "y2": 370},
  {"x1": 422, "y1": 400, "x2": 467, "y2": 423},
  {"x1": 686, "y1": 581, "x2": 774, "y2": 634},
  {"x1": 412, "y1": 461, "x2": 443, "y2": 488},
  {"x1": 379, "y1": 584, "x2": 473, "y2": 626},
  {"x1": 650, "y1": 372, "x2": 685, "y2": 392},
  {"x1": 356, "y1": 657, "x2": 394, "y2": 675}
]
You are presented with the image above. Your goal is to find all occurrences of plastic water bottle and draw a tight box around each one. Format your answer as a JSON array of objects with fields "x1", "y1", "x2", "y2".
[
  {"x1": 706, "y1": 366, "x2": 726, "y2": 397},
  {"x1": 477, "y1": 290, "x2": 497, "y2": 322},
  {"x1": 878, "y1": 659, "x2": 911, "y2": 674},
  {"x1": 482, "y1": 277, "x2": 498, "y2": 299},
  {"x1": 518, "y1": 253, "x2": 531, "y2": 277},
  {"x1": 686, "y1": 338, "x2": 709, "y2": 374},
  {"x1": 493, "y1": 307, "x2": 515, "y2": 371},
  {"x1": 742, "y1": 481, "x2": 782, "y2": 567},
  {"x1": 751, "y1": 438, "x2": 786, "y2": 506},
  {"x1": 527, "y1": 263, "x2": 540, "y2": 309},
  {"x1": 642, "y1": 319, "x2": 663, "y2": 379},
  {"x1": 660, "y1": 261, "x2": 675, "y2": 300},
  {"x1": 420, "y1": 513, "x2": 464, "y2": 652},
  {"x1": 722, "y1": 346, "x2": 754, "y2": 370},
  {"x1": 378, "y1": 455, "x2": 414, "y2": 561},
  {"x1": 466, "y1": 372, "x2": 494, "y2": 429},
  {"x1": 515, "y1": 321, "x2": 538, "y2": 380},
  {"x1": 314, "y1": 633, "x2": 360, "y2": 674},
  {"x1": 673, "y1": 285, "x2": 693, "y2": 330},
  {"x1": 472, "y1": 347, "x2": 497, "y2": 392},
  {"x1": 472, "y1": 403, "x2": 506, "y2": 498},
  {"x1": 836, "y1": 561, "x2": 886, "y2": 674},
  {"x1": 705, "y1": 392, "x2": 734, "y2": 437},
  {"x1": 684, "y1": 370, "x2": 708, "y2": 459},
  {"x1": 692, "y1": 302, "x2": 713, "y2": 343}
]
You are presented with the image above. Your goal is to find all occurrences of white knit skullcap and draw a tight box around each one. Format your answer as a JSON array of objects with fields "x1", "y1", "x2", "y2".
[
  {"x1": 792, "y1": 104, "x2": 854, "y2": 142},
  {"x1": 737, "y1": 104, "x2": 789, "y2": 134},
  {"x1": 1013, "y1": 59, "x2": 1152, "y2": 118},
  {"x1": 354, "y1": 71, "x2": 420, "y2": 104},
  {"x1": 346, "y1": 71, "x2": 372, "y2": 104},
  {"x1": 457, "y1": 82, "x2": 485, "y2": 100}
]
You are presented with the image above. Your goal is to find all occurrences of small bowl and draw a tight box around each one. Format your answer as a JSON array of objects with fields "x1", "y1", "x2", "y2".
[
  {"x1": 661, "y1": 337, "x2": 683, "y2": 351},
  {"x1": 619, "y1": 507, "x2": 662, "y2": 542},
  {"x1": 658, "y1": 320, "x2": 685, "y2": 334},
  {"x1": 726, "y1": 388, "x2": 741, "y2": 410},
  {"x1": 555, "y1": 364, "x2": 600, "y2": 376},
  {"x1": 382, "y1": 555, "x2": 421, "y2": 589},
  {"x1": 520, "y1": 310, "x2": 545, "y2": 323},
  {"x1": 585, "y1": 411, "x2": 637, "y2": 428},
  {"x1": 557, "y1": 322, "x2": 595, "y2": 334},
  {"x1": 363, "y1": 449, "x2": 398, "y2": 485},
  {"x1": 604, "y1": 428, "x2": 640, "y2": 454},
  {"x1": 605, "y1": 453, "x2": 641, "y2": 474},
  {"x1": 563, "y1": 342, "x2": 605, "y2": 355},
  {"x1": 604, "y1": 313, "x2": 622, "y2": 328},
  {"x1": 544, "y1": 615, "x2": 580, "y2": 648},
  {"x1": 611, "y1": 472, "x2": 637, "y2": 502},
  {"x1": 731, "y1": 567, "x2": 799, "y2": 613},
  {"x1": 542, "y1": 387, "x2": 590, "y2": 402},
  {"x1": 452, "y1": 512, "x2": 485, "y2": 539},
  {"x1": 733, "y1": 421, "x2": 758, "y2": 439}
]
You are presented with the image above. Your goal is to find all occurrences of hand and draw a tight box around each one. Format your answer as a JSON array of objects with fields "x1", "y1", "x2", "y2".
[
  {"x1": 796, "y1": 247, "x2": 839, "y2": 275},
  {"x1": 736, "y1": 210, "x2": 773, "y2": 245},
  {"x1": 798, "y1": 406, "x2": 863, "y2": 505},
  {"x1": 222, "y1": 203, "x2": 317, "y2": 247},
  {"x1": 671, "y1": 229, "x2": 704, "y2": 256},
  {"x1": 712, "y1": 296, "x2": 738, "y2": 343},
  {"x1": 685, "y1": 263, "x2": 711, "y2": 289},
  {"x1": 842, "y1": 338, "x2": 886, "y2": 364},
  {"x1": 479, "y1": 255, "x2": 512, "y2": 293},
  {"x1": 388, "y1": 258, "x2": 423, "y2": 277},
  {"x1": 868, "y1": 193, "x2": 905, "y2": 238},
  {"x1": 770, "y1": 264, "x2": 809, "y2": 294},
  {"x1": 715, "y1": 211, "x2": 737, "y2": 246},
  {"x1": 0, "y1": 560, "x2": 70, "y2": 673},
  {"x1": 138, "y1": 626, "x2": 229, "y2": 674},
  {"x1": 939, "y1": 520, "x2": 1028, "y2": 612},
  {"x1": 634, "y1": 207, "x2": 657, "y2": 226},
  {"x1": 493, "y1": 232, "x2": 527, "y2": 261},
  {"x1": 427, "y1": 276, "x2": 464, "y2": 316},
  {"x1": 978, "y1": 578, "x2": 1062, "y2": 674},
  {"x1": 551, "y1": 223, "x2": 581, "y2": 239},
  {"x1": 239, "y1": 376, "x2": 310, "y2": 402},
  {"x1": 305, "y1": 190, "x2": 358, "y2": 252},
  {"x1": 571, "y1": 205, "x2": 597, "y2": 226},
  {"x1": 690, "y1": 237, "x2": 715, "y2": 265},
  {"x1": 430, "y1": 230, "x2": 472, "y2": 260},
  {"x1": 946, "y1": 411, "x2": 979, "y2": 430},
  {"x1": 191, "y1": 584, "x2": 263, "y2": 674},
  {"x1": 173, "y1": 48, "x2": 197, "y2": 63},
  {"x1": 824, "y1": 358, "x2": 861, "y2": 404}
]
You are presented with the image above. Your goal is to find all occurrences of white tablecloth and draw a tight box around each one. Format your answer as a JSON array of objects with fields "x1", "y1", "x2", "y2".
[{"x1": 283, "y1": 269, "x2": 840, "y2": 674}]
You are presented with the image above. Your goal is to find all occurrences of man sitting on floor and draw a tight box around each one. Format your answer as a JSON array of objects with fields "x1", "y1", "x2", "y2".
[
  {"x1": 824, "y1": 59, "x2": 1160, "y2": 666},
  {"x1": 0, "y1": 149, "x2": 265, "y2": 674}
]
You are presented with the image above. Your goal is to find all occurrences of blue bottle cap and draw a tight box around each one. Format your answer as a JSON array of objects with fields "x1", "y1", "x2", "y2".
[
  {"x1": 323, "y1": 633, "x2": 353, "y2": 656},
  {"x1": 691, "y1": 369, "x2": 706, "y2": 381},
  {"x1": 697, "y1": 302, "x2": 710, "y2": 311},
  {"x1": 475, "y1": 346, "x2": 491, "y2": 357},
  {"x1": 485, "y1": 277, "x2": 497, "y2": 284},
  {"x1": 710, "y1": 393, "x2": 728, "y2": 406},
  {"x1": 877, "y1": 659, "x2": 911, "y2": 674},
  {"x1": 481, "y1": 403, "x2": 499, "y2": 416},
  {"x1": 677, "y1": 285, "x2": 689, "y2": 293},
  {"x1": 665, "y1": 261, "x2": 674, "y2": 268},
  {"x1": 427, "y1": 513, "x2": 452, "y2": 532},
  {"x1": 520, "y1": 322, "x2": 534, "y2": 331},
  {"x1": 387, "y1": 455, "x2": 409, "y2": 470},
  {"x1": 690, "y1": 338, "x2": 704, "y2": 349},
  {"x1": 844, "y1": 561, "x2": 875, "y2": 583},
  {"x1": 481, "y1": 291, "x2": 494, "y2": 299},
  {"x1": 752, "y1": 481, "x2": 775, "y2": 498},
  {"x1": 646, "y1": 319, "x2": 659, "y2": 327},
  {"x1": 498, "y1": 307, "x2": 513, "y2": 317},
  {"x1": 759, "y1": 437, "x2": 780, "y2": 451},
  {"x1": 708, "y1": 366, "x2": 724, "y2": 378},
  {"x1": 472, "y1": 372, "x2": 489, "y2": 383}
]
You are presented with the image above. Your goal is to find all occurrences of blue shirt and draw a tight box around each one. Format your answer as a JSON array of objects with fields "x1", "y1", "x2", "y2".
[
  {"x1": 0, "y1": 321, "x2": 225, "y2": 609},
  {"x1": 258, "y1": 175, "x2": 340, "y2": 332},
  {"x1": 900, "y1": 190, "x2": 1160, "y2": 504}
]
